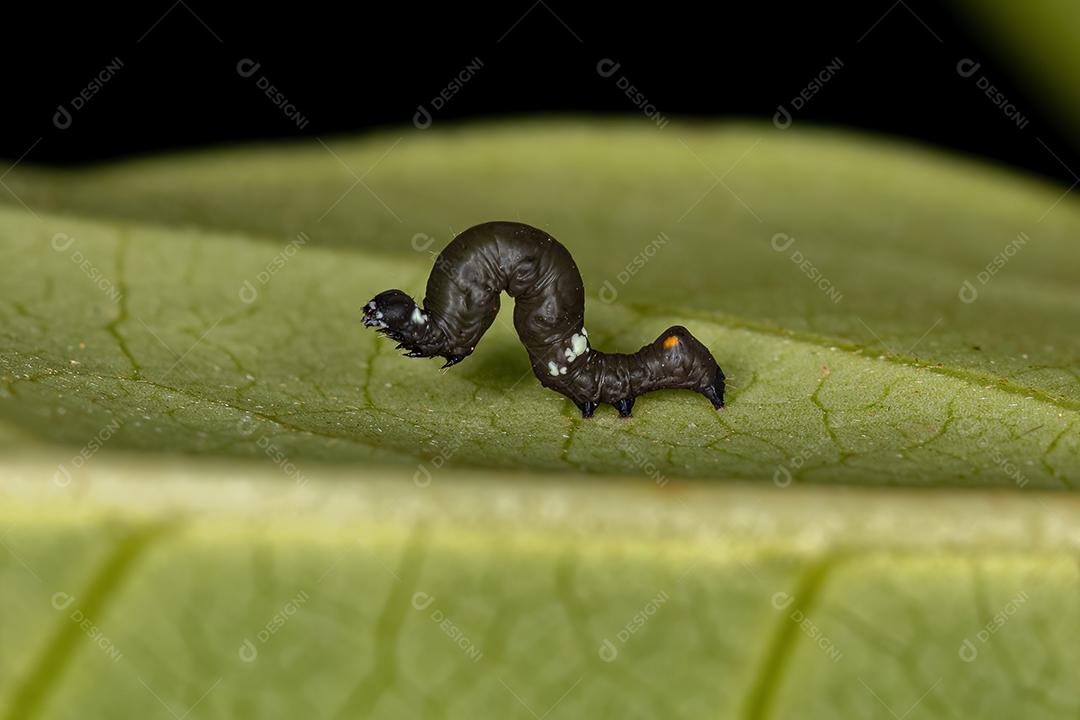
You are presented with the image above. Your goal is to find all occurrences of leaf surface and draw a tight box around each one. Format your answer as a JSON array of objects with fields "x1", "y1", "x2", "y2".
[
  {"x1": 1, "y1": 122, "x2": 1079, "y2": 718},
  {"x1": 2, "y1": 457, "x2": 1078, "y2": 719},
  {"x1": 2, "y1": 123, "x2": 1078, "y2": 486}
]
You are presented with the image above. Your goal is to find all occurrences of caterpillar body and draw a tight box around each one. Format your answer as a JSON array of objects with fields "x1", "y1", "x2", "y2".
[{"x1": 362, "y1": 221, "x2": 725, "y2": 418}]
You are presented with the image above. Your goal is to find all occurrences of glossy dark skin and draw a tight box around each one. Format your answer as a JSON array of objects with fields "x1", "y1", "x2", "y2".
[{"x1": 363, "y1": 221, "x2": 725, "y2": 418}]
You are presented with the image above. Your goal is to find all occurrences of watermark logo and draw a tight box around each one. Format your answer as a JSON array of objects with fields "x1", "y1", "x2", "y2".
[
  {"x1": 413, "y1": 436, "x2": 464, "y2": 487},
  {"x1": 236, "y1": 416, "x2": 310, "y2": 487},
  {"x1": 239, "y1": 231, "x2": 309, "y2": 304},
  {"x1": 773, "y1": 431, "x2": 840, "y2": 487},
  {"x1": 958, "y1": 590, "x2": 1029, "y2": 662},
  {"x1": 413, "y1": 58, "x2": 485, "y2": 129},
  {"x1": 953, "y1": 418, "x2": 1029, "y2": 488},
  {"x1": 614, "y1": 435, "x2": 668, "y2": 487},
  {"x1": 411, "y1": 232, "x2": 436, "y2": 252},
  {"x1": 770, "y1": 591, "x2": 794, "y2": 610},
  {"x1": 53, "y1": 418, "x2": 122, "y2": 487},
  {"x1": 239, "y1": 638, "x2": 259, "y2": 662},
  {"x1": 54, "y1": 58, "x2": 125, "y2": 130},
  {"x1": 770, "y1": 591, "x2": 842, "y2": 662},
  {"x1": 411, "y1": 591, "x2": 483, "y2": 662},
  {"x1": 597, "y1": 591, "x2": 669, "y2": 662},
  {"x1": 51, "y1": 592, "x2": 75, "y2": 610},
  {"x1": 237, "y1": 58, "x2": 310, "y2": 130},
  {"x1": 770, "y1": 233, "x2": 843, "y2": 304},
  {"x1": 598, "y1": 232, "x2": 671, "y2": 304},
  {"x1": 956, "y1": 59, "x2": 1029, "y2": 130},
  {"x1": 958, "y1": 231, "x2": 1029, "y2": 304},
  {"x1": 596, "y1": 59, "x2": 669, "y2": 129},
  {"x1": 50, "y1": 233, "x2": 122, "y2": 304},
  {"x1": 774, "y1": 57, "x2": 844, "y2": 129},
  {"x1": 409, "y1": 231, "x2": 461, "y2": 284},
  {"x1": 51, "y1": 591, "x2": 123, "y2": 662},
  {"x1": 238, "y1": 589, "x2": 310, "y2": 662}
]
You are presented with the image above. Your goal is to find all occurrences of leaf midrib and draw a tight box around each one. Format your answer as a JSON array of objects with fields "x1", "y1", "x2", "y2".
[{"x1": 644, "y1": 304, "x2": 1080, "y2": 414}]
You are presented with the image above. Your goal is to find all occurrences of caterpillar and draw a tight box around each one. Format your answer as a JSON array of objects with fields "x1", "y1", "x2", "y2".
[{"x1": 362, "y1": 221, "x2": 725, "y2": 418}]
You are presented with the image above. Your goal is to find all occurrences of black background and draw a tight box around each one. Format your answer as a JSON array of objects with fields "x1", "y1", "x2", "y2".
[{"x1": 2, "y1": 2, "x2": 1074, "y2": 185}]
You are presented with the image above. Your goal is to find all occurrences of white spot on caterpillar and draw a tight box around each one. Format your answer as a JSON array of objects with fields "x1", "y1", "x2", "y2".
[
  {"x1": 562, "y1": 332, "x2": 589, "y2": 363},
  {"x1": 411, "y1": 307, "x2": 427, "y2": 325},
  {"x1": 559, "y1": 366, "x2": 567, "y2": 374},
  {"x1": 375, "y1": 311, "x2": 384, "y2": 319},
  {"x1": 548, "y1": 361, "x2": 559, "y2": 376},
  {"x1": 581, "y1": 327, "x2": 588, "y2": 337},
  {"x1": 366, "y1": 301, "x2": 376, "y2": 310}
]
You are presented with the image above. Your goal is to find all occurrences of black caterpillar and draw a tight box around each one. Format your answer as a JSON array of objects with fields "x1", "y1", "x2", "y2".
[{"x1": 362, "y1": 221, "x2": 725, "y2": 418}]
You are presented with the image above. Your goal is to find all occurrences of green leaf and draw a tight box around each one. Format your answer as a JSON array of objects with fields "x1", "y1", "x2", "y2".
[
  {"x1": 1, "y1": 122, "x2": 1079, "y2": 717},
  {"x1": 1, "y1": 122, "x2": 1077, "y2": 486},
  {"x1": 2, "y1": 456, "x2": 1079, "y2": 719}
]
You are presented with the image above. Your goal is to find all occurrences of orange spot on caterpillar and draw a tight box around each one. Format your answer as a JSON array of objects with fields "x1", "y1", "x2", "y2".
[{"x1": 663, "y1": 336, "x2": 680, "y2": 349}]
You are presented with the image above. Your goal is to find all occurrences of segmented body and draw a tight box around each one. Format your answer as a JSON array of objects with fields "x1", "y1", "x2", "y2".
[{"x1": 363, "y1": 221, "x2": 725, "y2": 417}]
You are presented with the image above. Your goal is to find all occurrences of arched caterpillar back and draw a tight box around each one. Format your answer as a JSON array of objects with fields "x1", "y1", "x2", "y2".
[{"x1": 362, "y1": 221, "x2": 725, "y2": 418}]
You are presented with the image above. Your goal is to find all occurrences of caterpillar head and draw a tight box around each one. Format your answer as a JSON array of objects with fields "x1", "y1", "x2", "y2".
[{"x1": 362, "y1": 289, "x2": 431, "y2": 355}]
